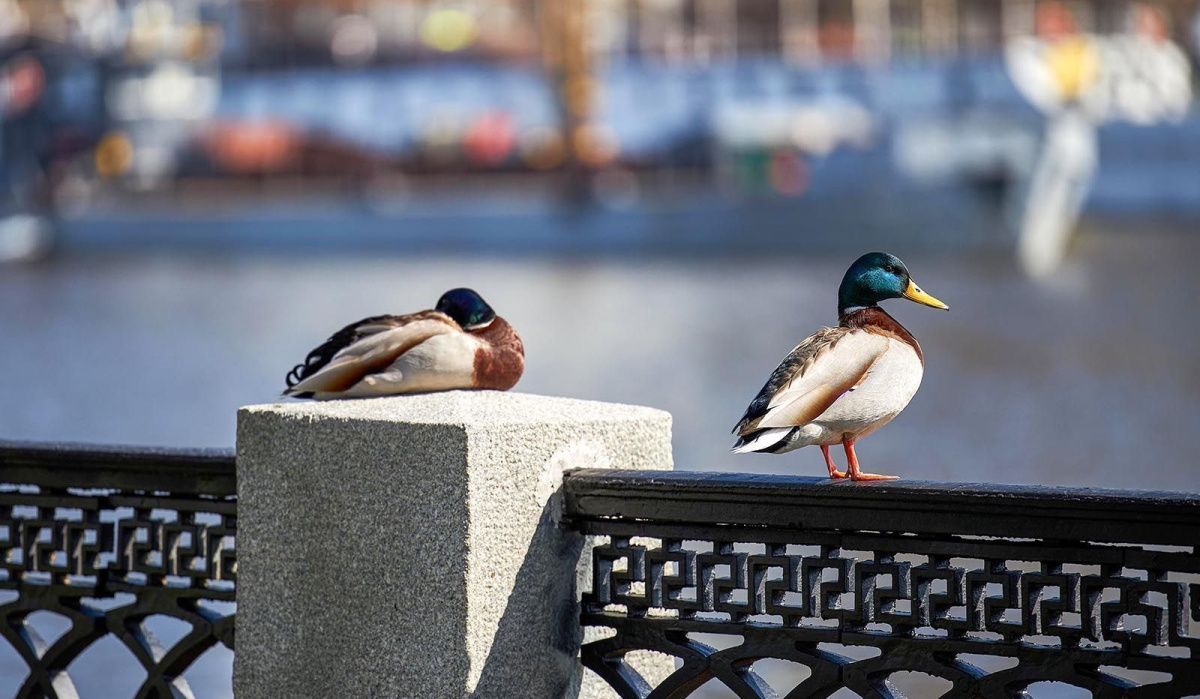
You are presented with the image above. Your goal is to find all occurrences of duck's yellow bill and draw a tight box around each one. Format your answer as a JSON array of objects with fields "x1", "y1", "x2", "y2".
[{"x1": 903, "y1": 279, "x2": 949, "y2": 310}]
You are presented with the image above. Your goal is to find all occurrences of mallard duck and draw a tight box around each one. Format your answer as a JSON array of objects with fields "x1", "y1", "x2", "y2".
[
  {"x1": 283, "y1": 288, "x2": 524, "y2": 400},
  {"x1": 732, "y1": 252, "x2": 948, "y2": 480}
]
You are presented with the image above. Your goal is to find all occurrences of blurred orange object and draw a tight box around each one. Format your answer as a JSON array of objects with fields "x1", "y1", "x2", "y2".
[
  {"x1": 463, "y1": 112, "x2": 516, "y2": 166},
  {"x1": 203, "y1": 120, "x2": 300, "y2": 174},
  {"x1": 1035, "y1": 1, "x2": 1078, "y2": 39},
  {"x1": 95, "y1": 132, "x2": 134, "y2": 177}
]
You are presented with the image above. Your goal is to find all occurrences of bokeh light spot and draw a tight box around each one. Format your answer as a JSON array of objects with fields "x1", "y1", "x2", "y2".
[{"x1": 421, "y1": 9, "x2": 478, "y2": 53}]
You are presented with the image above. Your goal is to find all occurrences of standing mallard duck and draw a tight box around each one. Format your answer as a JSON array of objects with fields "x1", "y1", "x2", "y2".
[
  {"x1": 732, "y1": 253, "x2": 948, "y2": 480},
  {"x1": 283, "y1": 288, "x2": 524, "y2": 400}
]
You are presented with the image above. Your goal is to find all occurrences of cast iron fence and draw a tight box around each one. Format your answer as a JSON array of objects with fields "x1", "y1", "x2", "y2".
[
  {"x1": 0, "y1": 441, "x2": 236, "y2": 699},
  {"x1": 3, "y1": 442, "x2": 1200, "y2": 698},
  {"x1": 565, "y1": 470, "x2": 1200, "y2": 698}
]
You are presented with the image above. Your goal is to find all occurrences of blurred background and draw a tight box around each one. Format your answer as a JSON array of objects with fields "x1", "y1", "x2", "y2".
[{"x1": 2, "y1": 0, "x2": 1200, "y2": 696}]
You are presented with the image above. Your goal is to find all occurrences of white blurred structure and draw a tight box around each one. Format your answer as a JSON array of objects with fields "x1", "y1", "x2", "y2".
[
  {"x1": 0, "y1": 213, "x2": 53, "y2": 262},
  {"x1": 1006, "y1": 3, "x2": 1191, "y2": 278},
  {"x1": 713, "y1": 97, "x2": 874, "y2": 155}
]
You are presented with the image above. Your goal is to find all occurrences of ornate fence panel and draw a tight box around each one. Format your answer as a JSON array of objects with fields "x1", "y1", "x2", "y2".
[
  {"x1": 5, "y1": 444, "x2": 1199, "y2": 698},
  {"x1": 0, "y1": 441, "x2": 236, "y2": 699},
  {"x1": 565, "y1": 470, "x2": 1200, "y2": 698}
]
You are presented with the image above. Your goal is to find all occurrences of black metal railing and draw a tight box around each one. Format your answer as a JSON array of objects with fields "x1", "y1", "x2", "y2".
[
  {"x1": 0, "y1": 441, "x2": 236, "y2": 699},
  {"x1": 565, "y1": 470, "x2": 1200, "y2": 698},
  {"x1": 5, "y1": 442, "x2": 1200, "y2": 698}
]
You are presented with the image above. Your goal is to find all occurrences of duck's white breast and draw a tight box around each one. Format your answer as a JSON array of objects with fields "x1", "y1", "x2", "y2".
[{"x1": 812, "y1": 337, "x2": 923, "y2": 440}]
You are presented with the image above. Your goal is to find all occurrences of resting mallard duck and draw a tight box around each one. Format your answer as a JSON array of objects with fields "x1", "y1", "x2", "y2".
[
  {"x1": 283, "y1": 288, "x2": 524, "y2": 400},
  {"x1": 732, "y1": 252, "x2": 948, "y2": 480}
]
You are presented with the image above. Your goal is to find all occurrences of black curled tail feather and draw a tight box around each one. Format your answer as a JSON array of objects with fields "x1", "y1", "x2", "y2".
[
  {"x1": 284, "y1": 343, "x2": 336, "y2": 389},
  {"x1": 284, "y1": 314, "x2": 393, "y2": 389},
  {"x1": 285, "y1": 340, "x2": 341, "y2": 388},
  {"x1": 285, "y1": 361, "x2": 311, "y2": 389}
]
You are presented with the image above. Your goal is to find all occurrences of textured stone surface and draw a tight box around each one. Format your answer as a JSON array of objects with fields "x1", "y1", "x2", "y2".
[{"x1": 235, "y1": 391, "x2": 673, "y2": 698}]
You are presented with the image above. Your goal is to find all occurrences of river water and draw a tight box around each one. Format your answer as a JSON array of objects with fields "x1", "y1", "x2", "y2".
[
  {"x1": 1, "y1": 227, "x2": 1198, "y2": 697},
  {"x1": 2, "y1": 228, "x2": 1197, "y2": 490}
]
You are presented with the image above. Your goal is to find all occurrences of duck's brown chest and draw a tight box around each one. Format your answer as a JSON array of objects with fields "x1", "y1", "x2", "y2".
[{"x1": 471, "y1": 318, "x2": 525, "y2": 390}]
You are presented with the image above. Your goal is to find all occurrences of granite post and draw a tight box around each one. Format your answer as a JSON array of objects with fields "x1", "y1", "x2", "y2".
[{"x1": 234, "y1": 391, "x2": 674, "y2": 698}]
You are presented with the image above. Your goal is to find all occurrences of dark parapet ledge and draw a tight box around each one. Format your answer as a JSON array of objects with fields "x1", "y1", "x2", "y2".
[
  {"x1": 562, "y1": 469, "x2": 1200, "y2": 547},
  {"x1": 0, "y1": 439, "x2": 236, "y2": 496}
]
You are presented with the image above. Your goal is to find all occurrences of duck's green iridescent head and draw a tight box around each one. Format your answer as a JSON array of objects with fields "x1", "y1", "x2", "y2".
[
  {"x1": 436, "y1": 288, "x2": 496, "y2": 329},
  {"x1": 837, "y1": 252, "x2": 949, "y2": 315}
]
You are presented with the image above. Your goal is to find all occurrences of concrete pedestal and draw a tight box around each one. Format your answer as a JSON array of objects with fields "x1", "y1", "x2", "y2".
[{"x1": 235, "y1": 391, "x2": 673, "y2": 698}]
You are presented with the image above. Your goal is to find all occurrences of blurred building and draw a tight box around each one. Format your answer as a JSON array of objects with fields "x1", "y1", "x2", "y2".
[
  {"x1": 0, "y1": 0, "x2": 1197, "y2": 204},
  {"x1": 585, "y1": 0, "x2": 1198, "y2": 64},
  {"x1": 230, "y1": 0, "x2": 541, "y2": 66}
]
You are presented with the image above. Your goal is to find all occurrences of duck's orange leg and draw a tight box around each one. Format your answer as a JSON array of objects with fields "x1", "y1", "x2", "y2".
[
  {"x1": 821, "y1": 445, "x2": 847, "y2": 479},
  {"x1": 843, "y1": 439, "x2": 899, "y2": 481}
]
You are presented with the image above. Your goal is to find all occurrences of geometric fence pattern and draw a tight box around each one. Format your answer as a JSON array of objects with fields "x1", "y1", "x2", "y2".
[
  {"x1": 5, "y1": 447, "x2": 1200, "y2": 698},
  {"x1": 566, "y1": 469, "x2": 1200, "y2": 698},
  {"x1": 0, "y1": 442, "x2": 236, "y2": 699}
]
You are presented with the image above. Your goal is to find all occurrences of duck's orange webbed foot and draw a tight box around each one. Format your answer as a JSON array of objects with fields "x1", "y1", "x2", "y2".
[
  {"x1": 821, "y1": 444, "x2": 847, "y2": 479},
  {"x1": 849, "y1": 471, "x2": 900, "y2": 481},
  {"x1": 843, "y1": 439, "x2": 899, "y2": 481}
]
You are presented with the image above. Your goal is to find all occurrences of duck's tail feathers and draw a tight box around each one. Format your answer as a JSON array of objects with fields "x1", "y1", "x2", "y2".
[{"x1": 731, "y1": 427, "x2": 794, "y2": 454}]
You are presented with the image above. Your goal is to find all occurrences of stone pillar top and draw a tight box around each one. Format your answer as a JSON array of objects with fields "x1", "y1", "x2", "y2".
[{"x1": 240, "y1": 390, "x2": 671, "y2": 427}]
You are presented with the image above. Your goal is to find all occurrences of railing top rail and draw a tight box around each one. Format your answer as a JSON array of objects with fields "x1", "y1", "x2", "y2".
[
  {"x1": 563, "y1": 468, "x2": 1200, "y2": 546},
  {"x1": 0, "y1": 439, "x2": 236, "y2": 496}
]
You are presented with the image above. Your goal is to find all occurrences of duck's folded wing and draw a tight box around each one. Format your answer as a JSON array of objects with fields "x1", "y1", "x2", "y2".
[
  {"x1": 284, "y1": 313, "x2": 459, "y2": 396},
  {"x1": 315, "y1": 332, "x2": 483, "y2": 398},
  {"x1": 735, "y1": 329, "x2": 887, "y2": 435}
]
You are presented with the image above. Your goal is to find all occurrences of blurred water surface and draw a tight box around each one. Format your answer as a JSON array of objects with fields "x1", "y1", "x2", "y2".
[{"x1": 2, "y1": 228, "x2": 1197, "y2": 491}]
